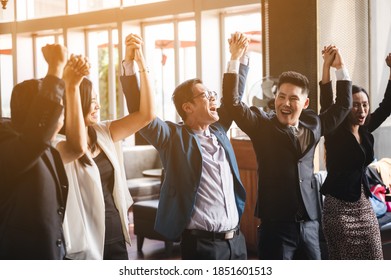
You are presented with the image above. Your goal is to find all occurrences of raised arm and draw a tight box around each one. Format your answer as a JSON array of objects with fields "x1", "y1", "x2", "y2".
[
  {"x1": 110, "y1": 34, "x2": 155, "y2": 142},
  {"x1": 320, "y1": 48, "x2": 352, "y2": 136},
  {"x1": 367, "y1": 53, "x2": 391, "y2": 132},
  {"x1": 222, "y1": 33, "x2": 268, "y2": 136},
  {"x1": 320, "y1": 45, "x2": 336, "y2": 113},
  {"x1": 56, "y1": 55, "x2": 90, "y2": 164},
  {"x1": 0, "y1": 44, "x2": 67, "y2": 180},
  {"x1": 218, "y1": 32, "x2": 250, "y2": 131}
]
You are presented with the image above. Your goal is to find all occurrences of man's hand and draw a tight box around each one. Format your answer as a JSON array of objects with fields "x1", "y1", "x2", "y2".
[
  {"x1": 322, "y1": 45, "x2": 336, "y2": 68},
  {"x1": 42, "y1": 44, "x2": 68, "y2": 79},
  {"x1": 125, "y1": 33, "x2": 143, "y2": 62},
  {"x1": 229, "y1": 32, "x2": 249, "y2": 61},
  {"x1": 332, "y1": 48, "x2": 344, "y2": 70},
  {"x1": 63, "y1": 54, "x2": 90, "y2": 87},
  {"x1": 322, "y1": 45, "x2": 344, "y2": 69}
]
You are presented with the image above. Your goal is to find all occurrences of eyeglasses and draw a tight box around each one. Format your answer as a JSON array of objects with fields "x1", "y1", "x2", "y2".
[{"x1": 189, "y1": 90, "x2": 217, "y2": 101}]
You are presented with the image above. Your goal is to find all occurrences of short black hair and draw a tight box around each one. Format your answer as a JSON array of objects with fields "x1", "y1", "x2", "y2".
[
  {"x1": 277, "y1": 71, "x2": 310, "y2": 96},
  {"x1": 79, "y1": 78, "x2": 93, "y2": 118},
  {"x1": 172, "y1": 78, "x2": 202, "y2": 121},
  {"x1": 10, "y1": 79, "x2": 41, "y2": 131}
]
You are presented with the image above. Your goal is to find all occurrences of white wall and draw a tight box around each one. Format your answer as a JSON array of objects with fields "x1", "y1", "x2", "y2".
[
  {"x1": 370, "y1": 0, "x2": 391, "y2": 125},
  {"x1": 370, "y1": 0, "x2": 391, "y2": 160}
]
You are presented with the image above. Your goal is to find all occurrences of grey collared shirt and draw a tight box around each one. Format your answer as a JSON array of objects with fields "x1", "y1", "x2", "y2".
[{"x1": 186, "y1": 129, "x2": 239, "y2": 232}]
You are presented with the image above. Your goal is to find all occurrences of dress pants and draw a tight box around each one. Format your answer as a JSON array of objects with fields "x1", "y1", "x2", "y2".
[
  {"x1": 257, "y1": 220, "x2": 321, "y2": 260},
  {"x1": 180, "y1": 230, "x2": 247, "y2": 260}
]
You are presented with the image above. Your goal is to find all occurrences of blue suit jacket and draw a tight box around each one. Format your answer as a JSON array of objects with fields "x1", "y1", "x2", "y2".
[{"x1": 121, "y1": 66, "x2": 248, "y2": 241}]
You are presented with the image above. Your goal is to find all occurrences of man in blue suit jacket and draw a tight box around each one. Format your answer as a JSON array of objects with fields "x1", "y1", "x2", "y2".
[{"x1": 121, "y1": 33, "x2": 249, "y2": 259}]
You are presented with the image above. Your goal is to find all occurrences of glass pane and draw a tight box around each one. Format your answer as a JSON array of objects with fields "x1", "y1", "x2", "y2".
[
  {"x1": 23, "y1": 0, "x2": 66, "y2": 20},
  {"x1": 122, "y1": 0, "x2": 167, "y2": 7},
  {"x1": 88, "y1": 31, "x2": 107, "y2": 122},
  {"x1": 35, "y1": 36, "x2": 56, "y2": 78},
  {"x1": 178, "y1": 20, "x2": 196, "y2": 84},
  {"x1": 112, "y1": 30, "x2": 120, "y2": 120},
  {"x1": 87, "y1": 29, "x2": 119, "y2": 121},
  {"x1": 224, "y1": 12, "x2": 262, "y2": 107},
  {"x1": 0, "y1": 35, "x2": 13, "y2": 117},
  {"x1": 0, "y1": 0, "x2": 15, "y2": 22},
  {"x1": 69, "y1": 0, "x2": 120, "y2": 14},
  {"x1": 144, "y1": 23, "x2": 175, "y2": 121},
  {"x1": 16, "y1": 0, "x2": 27, "y2": 21}
]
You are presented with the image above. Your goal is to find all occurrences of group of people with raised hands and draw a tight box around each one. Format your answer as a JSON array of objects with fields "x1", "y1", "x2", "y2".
[{"x1": 1, "y1": 30, "x2": 390, "y2": 260}]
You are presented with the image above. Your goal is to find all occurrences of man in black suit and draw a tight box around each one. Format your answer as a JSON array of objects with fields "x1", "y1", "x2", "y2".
[
  {"x1": 0, "y1": 44, "x2": 87, "y2": 259},
  {"x1": 223, "y1": 65, "x2": 352, "y2": 259}
]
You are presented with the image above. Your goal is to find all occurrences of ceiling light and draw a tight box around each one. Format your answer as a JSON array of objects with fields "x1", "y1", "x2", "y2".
[{"x1": 1, "y1": 0, "x2": 8, "y2": 10}]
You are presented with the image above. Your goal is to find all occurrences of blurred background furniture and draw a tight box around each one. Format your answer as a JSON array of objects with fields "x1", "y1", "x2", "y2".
[
  {"x1": 142, "y1": 168, "x2": 162, "y2": 178},
  {"x1": 131, "y1": 168, "x2": 179, "y2": 256},
  {"x1": 132, "y1": 198, "x2": 176, "y2": 255},
  {"x1": 381, "y1": 223, "x2": 391, "y2": 259},
  {"x1": 123, "y1": 145, "x2": 162, "y2": 203},
  {"x1": 123, "y1": 145, "x2": 176, "y2": 254},
  {"x1": 230, "y1": 137, "x2": 259, "y2": 256}
]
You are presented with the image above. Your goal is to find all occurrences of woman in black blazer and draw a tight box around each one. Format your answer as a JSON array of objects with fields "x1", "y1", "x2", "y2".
[{"x1": 319, "y1": 46, "x2": 391, "y2": 259}]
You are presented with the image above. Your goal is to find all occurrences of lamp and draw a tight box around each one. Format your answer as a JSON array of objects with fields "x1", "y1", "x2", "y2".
[{"x1": 1, "y1": 0, "x2": 8, "y2": 9}]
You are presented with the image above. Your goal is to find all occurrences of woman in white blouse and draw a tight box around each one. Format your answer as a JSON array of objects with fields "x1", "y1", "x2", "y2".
[{"x1": 55, "y1": 34, "x2": 155, "y2": 259}]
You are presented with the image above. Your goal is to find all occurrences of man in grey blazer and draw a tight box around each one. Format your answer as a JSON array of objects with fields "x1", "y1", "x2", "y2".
[{"x1": 121, "y1": 33, "x2": 249, "y2": 259}]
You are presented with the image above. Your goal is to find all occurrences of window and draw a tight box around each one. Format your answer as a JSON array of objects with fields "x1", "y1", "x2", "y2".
[
  {"x1": 122, "y1": 0, "x2": 167, "y2": 7},
  {"x1": 143, "y1": 19, "x2": 196, "y2": 122},
  {"x1": 68, "y1": 0, "x2": 120, "y2": 14},
  {"x1": 0, "y1": 35, "x2": 13, "y2": 117},
  {"x1": 0, "y1": 1, "x2": 15, "y2": 22},
  {"x1": 87, "y1": 29, "x2": 119, "y2": 121},
  {"x1": 144, "y1": 23, "x2": 175, "y2": 121},
  {"x1": 17, "y1": 0, "x2": 65, "y2": 21},
  {"x1": 0, "y1": 1, "x2": 262, "y2": 122},
  {"x1": 178, "y1": 21, "x2": 196, "y2": 85},
  {"x1": 224, "y1": 12, "x2": 262, "y2": 106},
  {"x1": 34, "y1": 35, "x2": 64, "y2": 79}
]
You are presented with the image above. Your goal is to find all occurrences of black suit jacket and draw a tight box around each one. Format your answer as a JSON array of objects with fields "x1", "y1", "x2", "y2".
[
  {"x1": 223, "y1": 78, "x2": 352, "y2": 222},
  {"x1": 0, "y1": 76, "x2": 68, "y2": 259},
  {"x1": 320, "y1": 80, "x2": 391, "y2": 201}
]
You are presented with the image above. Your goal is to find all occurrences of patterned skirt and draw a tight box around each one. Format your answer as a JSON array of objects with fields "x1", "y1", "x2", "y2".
[{"x1": 322, "y1": 188, "x2": 383, "y2": 260}]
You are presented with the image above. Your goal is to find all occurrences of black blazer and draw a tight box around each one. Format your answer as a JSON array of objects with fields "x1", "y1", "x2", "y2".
[
  {"x1": 0, "y1": 76, "x2": 68, "y2": 259},
  {"x1": 224, "y1": 78, "x2": 352, "y2": 222},
  {"x1": 320, "y1": 80, "x2": 391, "y2": 202}
]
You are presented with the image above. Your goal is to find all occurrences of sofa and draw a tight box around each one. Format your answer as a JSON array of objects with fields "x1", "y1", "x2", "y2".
[
  {"x1": 380, "y1": 215, "x2": 391, "y2": 259},
  {"x1": 122, "y1": 145, "x2": 176, "y2": 253},
  {"x1": 122, "y1": 145, "x2": 162, "y2": 203}
]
